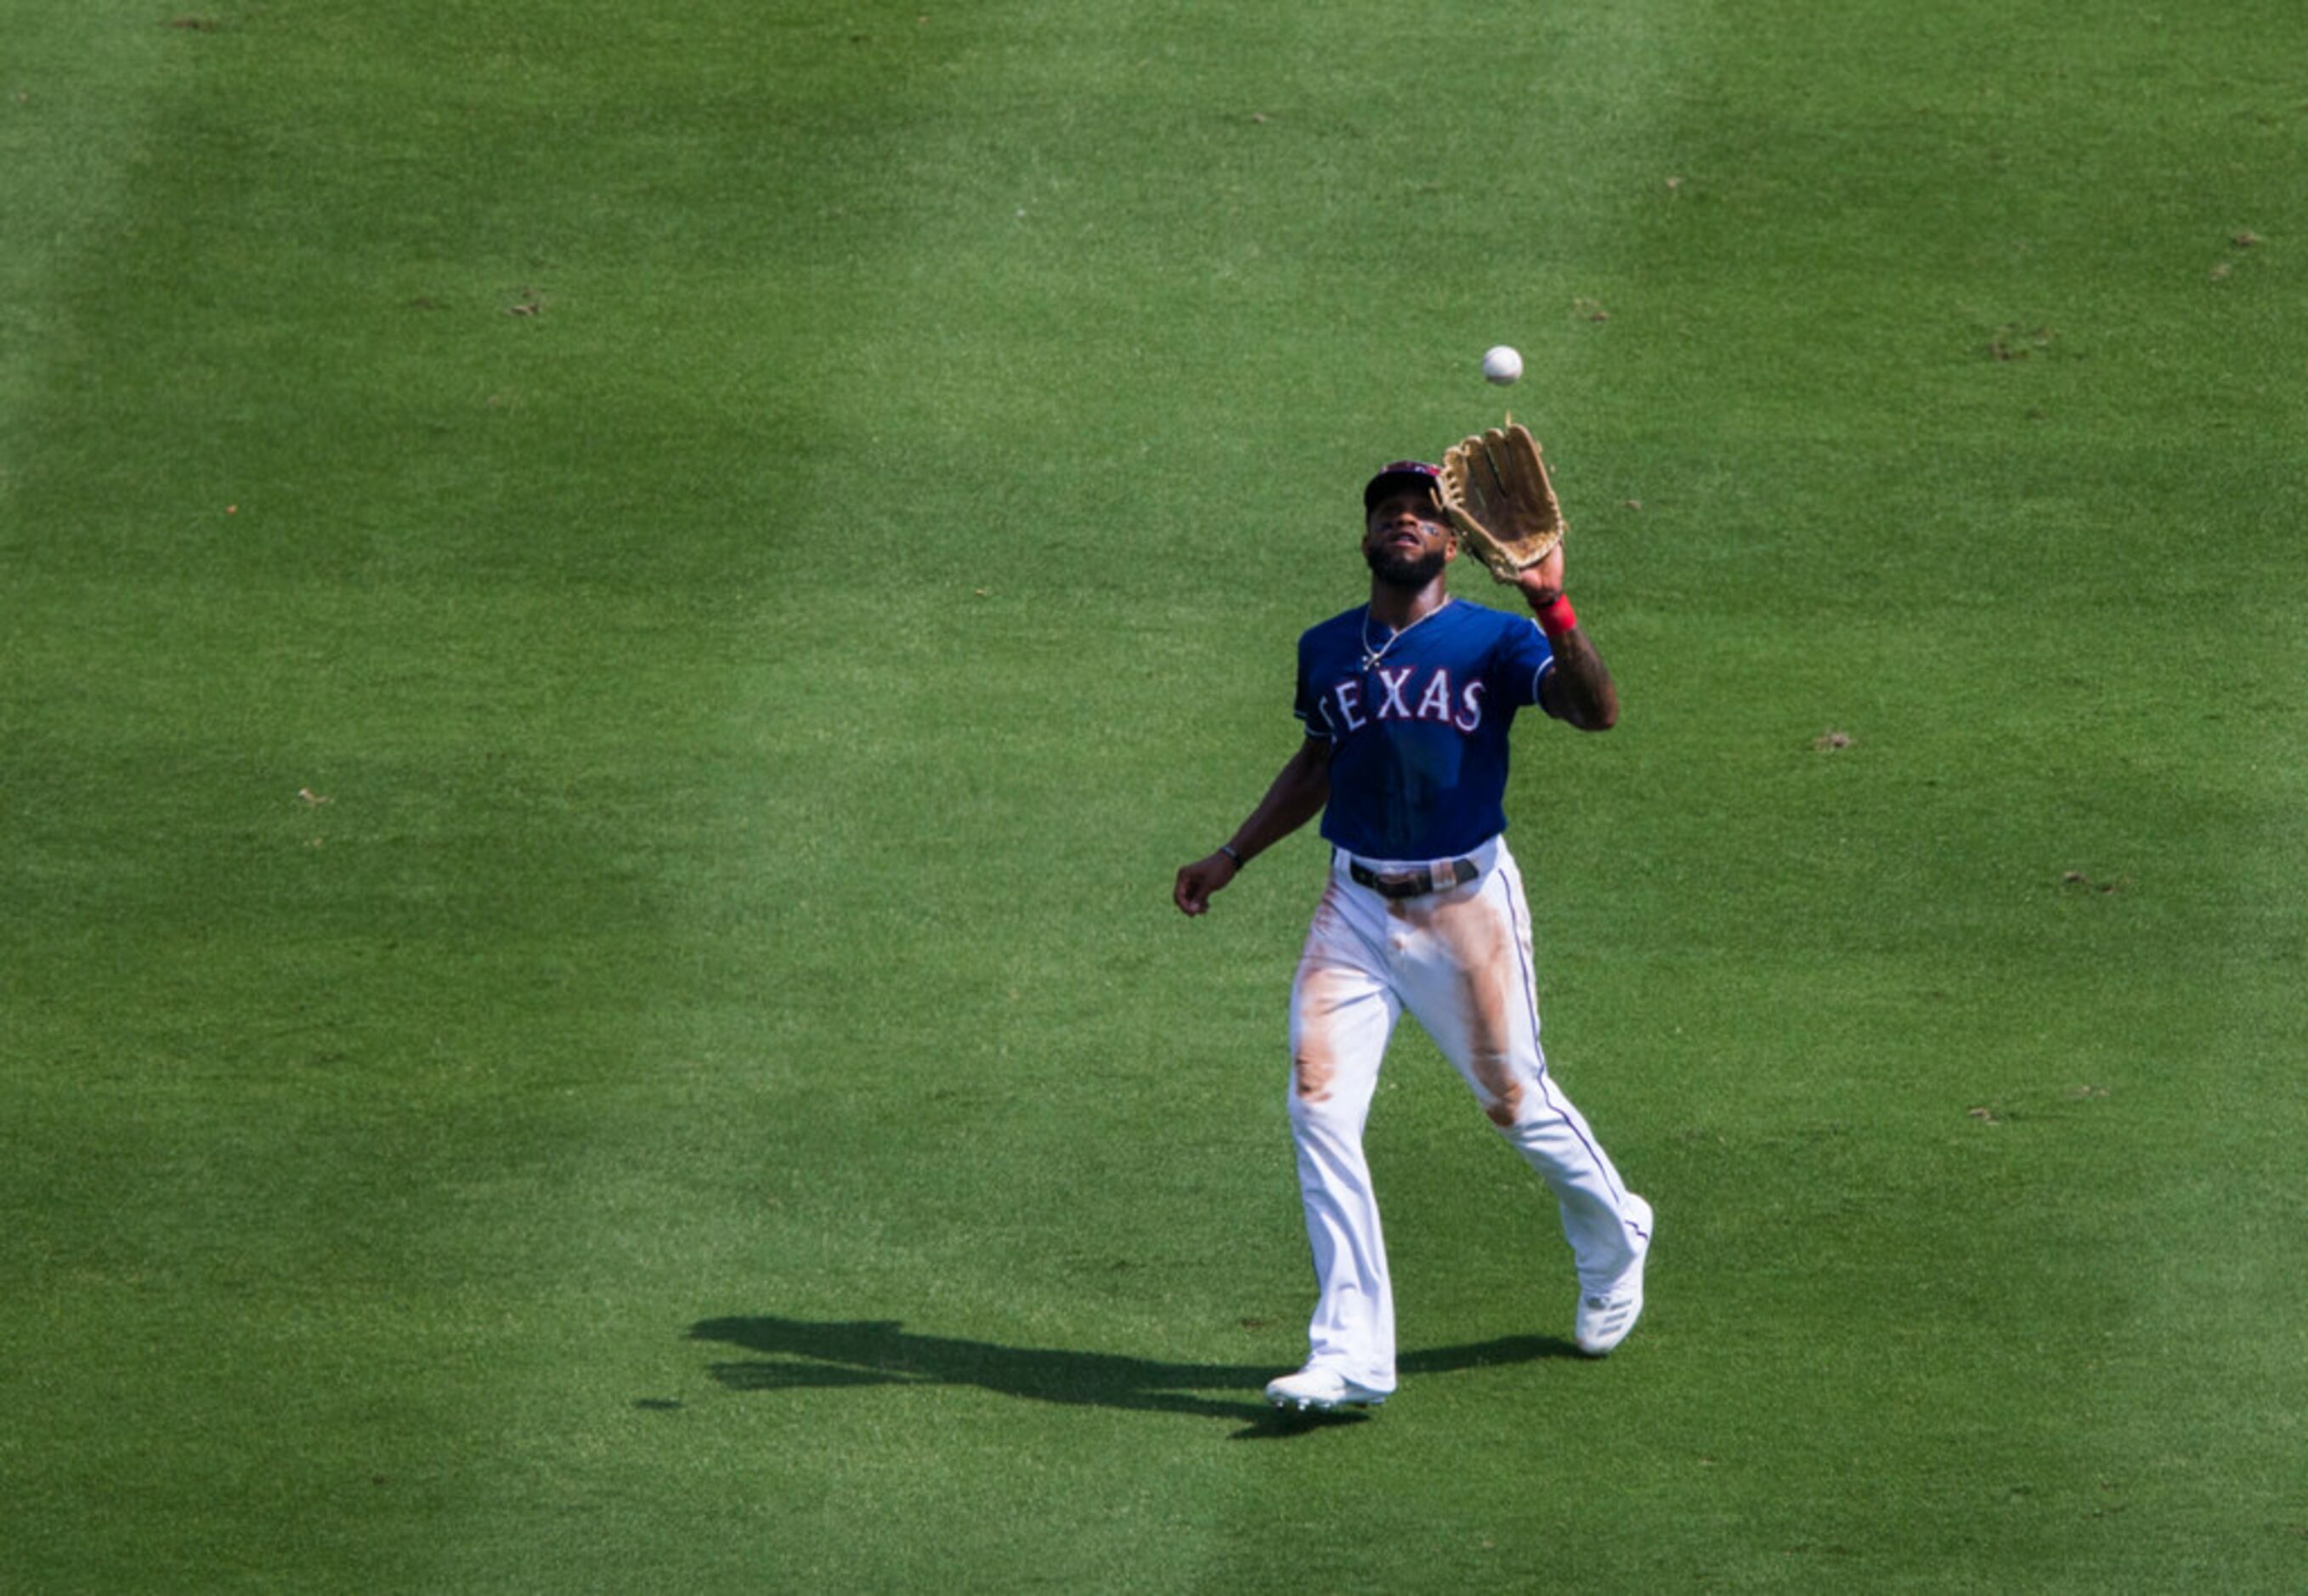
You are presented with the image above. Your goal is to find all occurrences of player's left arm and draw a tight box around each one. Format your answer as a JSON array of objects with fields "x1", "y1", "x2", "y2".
[{"x1": 1513, "y1": 548, "x2": 1619, "y2": 733}]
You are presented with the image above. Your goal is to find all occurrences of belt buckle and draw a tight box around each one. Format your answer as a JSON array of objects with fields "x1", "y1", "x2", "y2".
[
  {"x1": 1349, "y1": 856, "x2": 1476, "y2": 899},
  {"x1": 1350, "y1": 861, "x2": 1434, "y2": 898}
]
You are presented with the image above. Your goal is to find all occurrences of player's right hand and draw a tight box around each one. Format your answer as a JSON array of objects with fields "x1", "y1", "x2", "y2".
[
  {"x1": 1511, "y1": 543, "x2": 1567, "y2": 608},
  {"x1": 1173, "y1": 853, "x2": 1241, "y2": 916}
]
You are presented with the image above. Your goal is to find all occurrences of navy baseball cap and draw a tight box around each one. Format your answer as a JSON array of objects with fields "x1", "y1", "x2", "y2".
[{"x1": 1363, "y1": 460, "x2": 1442, "y2": 511}]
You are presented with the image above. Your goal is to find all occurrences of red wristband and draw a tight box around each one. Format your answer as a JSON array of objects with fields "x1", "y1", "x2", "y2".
[{"x1": 1536, "y1": 593, "x2": 1577, "y2": 639}]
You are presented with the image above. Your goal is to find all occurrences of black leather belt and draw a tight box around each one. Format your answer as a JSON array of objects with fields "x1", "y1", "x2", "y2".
[{"x1": 1348, "y1": 857, "x2": 1480, "y2": 899}]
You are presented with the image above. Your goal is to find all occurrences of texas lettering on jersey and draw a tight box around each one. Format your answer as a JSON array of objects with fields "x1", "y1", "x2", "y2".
[{"x1": 1317, "y1": 665, "x2": 1485, "y2": 734}]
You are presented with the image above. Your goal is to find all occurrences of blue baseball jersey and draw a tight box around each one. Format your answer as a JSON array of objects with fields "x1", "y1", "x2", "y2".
[{"x1": 1293, "y1": 599, "x2": 1558, "y2": 861}]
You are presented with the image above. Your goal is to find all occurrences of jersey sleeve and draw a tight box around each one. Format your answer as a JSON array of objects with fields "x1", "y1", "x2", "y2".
[
  {"x1": 1293, "y1": 635, "x2": 1334, "y2": 738},
  {"x1": 1495, "y1": 614, "x2": 1559, "y2": 714}
]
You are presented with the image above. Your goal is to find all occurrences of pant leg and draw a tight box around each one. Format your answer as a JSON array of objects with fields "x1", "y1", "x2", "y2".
[
  {"x1": 1391, "y1": 842, "x2": 1649, "y2": 1288},
  {"x1": 1287, "y1": 873, "x2": 1402, "y2": 1390}
]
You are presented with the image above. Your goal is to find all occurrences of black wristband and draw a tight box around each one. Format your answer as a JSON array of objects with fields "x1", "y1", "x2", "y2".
[{"x1": 1219, "y1": 843, "x2": 1245, "y2": 867}]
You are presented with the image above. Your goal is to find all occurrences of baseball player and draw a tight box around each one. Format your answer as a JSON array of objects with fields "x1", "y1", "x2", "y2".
[{"x1": 1173, "y1": 448, "x2": 1652, "y2": 1412}]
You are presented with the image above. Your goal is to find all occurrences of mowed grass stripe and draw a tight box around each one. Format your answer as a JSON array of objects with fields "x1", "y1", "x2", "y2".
[
  {"x1": 0, "y1": 6, "x2": 817, "y2": 1587},
  {"x1": 1521, "y1": 2, "x2": 2308, "y2": 1581},
  {"x1": 0, "y1": 3, "x2": 186, "y2": 429}
]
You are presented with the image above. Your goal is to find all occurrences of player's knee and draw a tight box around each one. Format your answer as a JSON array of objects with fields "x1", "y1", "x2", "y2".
[
  {"x1": 1470, "y1": 1058, "x2": 1524, "y2": 1129},
  {"x1": 1287, "y1": 1077, "x2": 1349, "y2": 1134},
  {"x1": 1292, "y1": 1049, "x2": 1336, "y2": 1106}
]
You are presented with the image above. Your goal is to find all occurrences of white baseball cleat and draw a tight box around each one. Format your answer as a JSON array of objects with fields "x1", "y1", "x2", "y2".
[
  {"x1": 1575, "y1": 1196, "x2": 1655, "y2": 1357},
  {"x1": 1264, "y1": 1367, "x2": 1389, "y2": 1412}
]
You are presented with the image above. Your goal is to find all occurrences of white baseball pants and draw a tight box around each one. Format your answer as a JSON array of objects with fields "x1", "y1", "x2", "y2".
[{"x1": 1287, "y1": 836, "x2": 1648, "y2": 1393}]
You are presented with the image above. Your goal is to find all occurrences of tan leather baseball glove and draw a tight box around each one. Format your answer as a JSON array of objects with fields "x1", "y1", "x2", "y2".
[{"x1": 1438, "y1": 422, "x2": 1566, "y2": 582}]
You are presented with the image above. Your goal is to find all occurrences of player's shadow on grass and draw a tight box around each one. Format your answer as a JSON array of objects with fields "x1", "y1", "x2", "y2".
[{"x1": 687, "y1": 1316, "x2": 1579, "y2": 1440}]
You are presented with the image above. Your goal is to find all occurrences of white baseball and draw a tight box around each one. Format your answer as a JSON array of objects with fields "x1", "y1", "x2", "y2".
[{"x1": 1482, "y1": 345, "x2": 1523, "y2": 385}]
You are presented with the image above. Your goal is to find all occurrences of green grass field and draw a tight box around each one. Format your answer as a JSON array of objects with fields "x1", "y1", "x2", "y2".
[{"x1": 5, "y1": 1, "x2": 2305, "y2": 1588}]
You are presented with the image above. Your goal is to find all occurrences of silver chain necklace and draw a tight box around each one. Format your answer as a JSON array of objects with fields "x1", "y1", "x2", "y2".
[{"x1": 1360, "y1": 598, "x2": 1448, "y2": 671}]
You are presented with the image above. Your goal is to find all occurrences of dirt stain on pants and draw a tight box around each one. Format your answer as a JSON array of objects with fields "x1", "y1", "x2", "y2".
[
  {"x1": 1423, "y1": 892, "x2": 1523, "y2": 1126},
  {"x1": 1292, "y1": 964, "x2": 1348, "y2": 1104},
  {"x1": 1292, "y1": 885, "x2": 1348, "y2": 1105}
]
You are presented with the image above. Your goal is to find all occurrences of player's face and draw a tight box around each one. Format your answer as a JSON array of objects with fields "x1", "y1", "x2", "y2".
[{"x1": 1363, "y1": 489, "x2": 1456, "y2": 587}]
